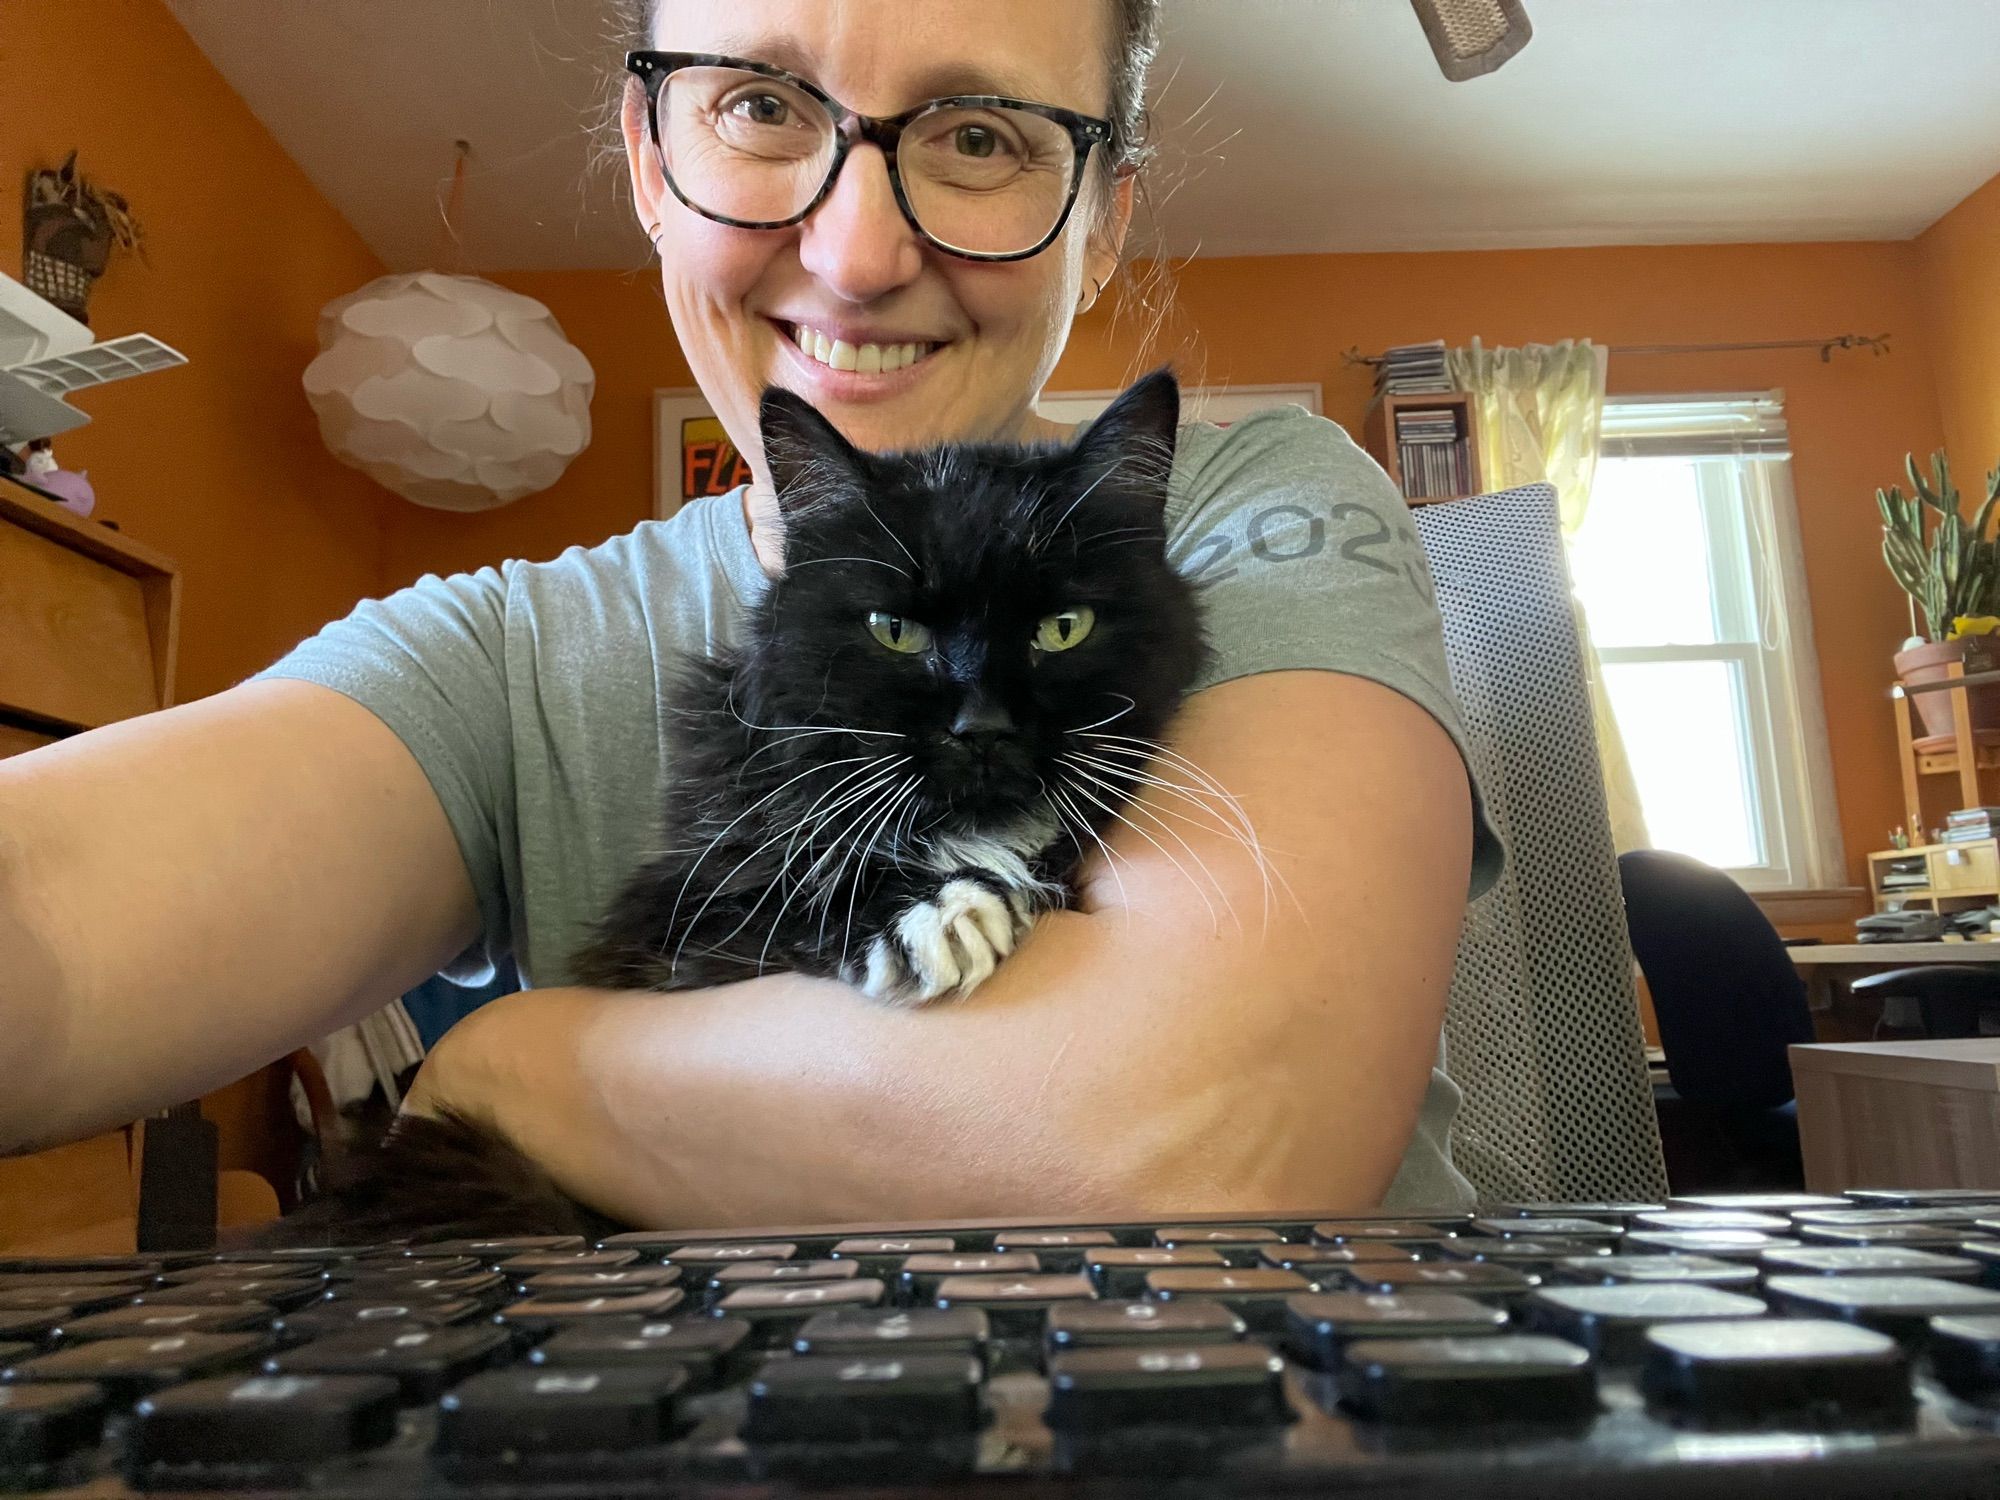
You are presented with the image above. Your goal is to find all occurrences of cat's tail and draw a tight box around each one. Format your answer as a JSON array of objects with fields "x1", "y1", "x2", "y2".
[{"x1": 256, "y1": 1107, "x2": 618, "y2": 1247}]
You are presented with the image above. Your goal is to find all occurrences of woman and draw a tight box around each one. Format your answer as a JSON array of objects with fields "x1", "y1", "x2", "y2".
[{"x1": 0, "y1": 0, "x2": 1498, "y2": 1225}]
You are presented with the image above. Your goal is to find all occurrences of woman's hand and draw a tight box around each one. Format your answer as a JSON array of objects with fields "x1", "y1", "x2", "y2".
[{"x1": 393, "y1": 669, "x2": 1471, "y2": 1231}]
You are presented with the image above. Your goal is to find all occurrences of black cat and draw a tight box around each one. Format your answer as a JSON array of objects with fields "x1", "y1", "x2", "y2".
[{"x1": 269, "y1": 370, "x2": 1208, "y2": 1243}]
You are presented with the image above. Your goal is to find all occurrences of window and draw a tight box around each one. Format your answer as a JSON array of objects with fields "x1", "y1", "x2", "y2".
[{"x1": 1567, "y1": 394, "x2": 1842, "y2": 890}]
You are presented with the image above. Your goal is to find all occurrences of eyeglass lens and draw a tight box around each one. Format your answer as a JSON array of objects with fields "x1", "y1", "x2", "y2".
[{"x1": 660, "y1": 67, "x2": 1081, "y2": 256}]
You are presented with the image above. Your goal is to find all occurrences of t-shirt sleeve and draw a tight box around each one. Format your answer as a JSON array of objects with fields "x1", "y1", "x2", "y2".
[
  {"x1": 1166, "y1": 405, "x2": 1503, "y2": 897},
  {"x1": 250, "y1": 567, "x2": 518, "y2": 975}
]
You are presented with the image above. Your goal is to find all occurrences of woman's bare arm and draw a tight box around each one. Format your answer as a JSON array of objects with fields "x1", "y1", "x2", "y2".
[
  {"x1": 409, "y1": 669, "x2": 1472, "y2": 1224},
  {"x1": 0, "y1": 680, "x2": 478, "y2": 1154}
]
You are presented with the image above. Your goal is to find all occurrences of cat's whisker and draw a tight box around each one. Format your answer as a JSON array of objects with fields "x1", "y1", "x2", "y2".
[
  {"x1": 860, "y1": 496, "x2": 922, "y2": 572},
  {"x1": 833, "y1": 776, "x2": 924, "y2": 969},
  {"x1": 759, "y1": 772, "x2": 915, "y2": 974},
  {"x1": 1067, "y1": 694, "x2": 1138, "y2": 734},
  {"x1": 657, "y1": 752, "x2": 887, "y2": 960},
  {"x1": 1063, "y1": 750, "x2": 1283, "y2": 933},
  {"x1": 1044, "y1": 783, "x2": 1132, "y2": 919},
  {"x1": 666, "y1": 755, "x2": 900, "y2": 968},
  {"x1": 679, "y1": 759, "x2": 909, "y2": 966},
  {"x1": 783, "y1": 555, "x2": 913, "y2": 579},
  {"x1": 1036, "y1": 456, "x2": 1130, "y2": 553},
  {"x1": 1057, "y1": 763, "x2": 1232, "y2": 935}
]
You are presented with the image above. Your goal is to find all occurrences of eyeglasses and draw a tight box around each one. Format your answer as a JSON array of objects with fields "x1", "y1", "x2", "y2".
[{"x1": 625, "y1": 51, "x2": 1114, "y2": 263}]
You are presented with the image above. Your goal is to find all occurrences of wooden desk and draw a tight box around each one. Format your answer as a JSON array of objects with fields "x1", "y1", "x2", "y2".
[
  {"x1": 1788, "y1": 942, "x2": 2000, "y2": 1041},
  {"x1": 1791, "y1": 1039, "x2": 2000, "y2": 1191}
]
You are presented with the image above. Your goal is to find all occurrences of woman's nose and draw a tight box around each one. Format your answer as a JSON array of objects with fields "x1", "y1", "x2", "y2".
[{"x1": 797, "y1": 143, "x2": 925, "y2": 302}]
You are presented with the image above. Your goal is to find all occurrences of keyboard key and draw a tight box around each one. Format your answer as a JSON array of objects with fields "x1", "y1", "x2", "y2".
[
  {"x1": 714, "y1": 1279, "x2": 884, "y2": 1338},
  {"x1": 1261, "y1": 1243, "x2": 1418, "y2": 1271},
  {"x1": 1339, "y1": 1262, "x2": 1538, "y2": 1299},
  {"x1": 52, "y1": 1303, "x2": 270, "y2": 1342},
  {"x1": 795, "y1": 1307, "x2": 991, "y2": 1360},
  {"x1": 1521, "y1": 1284, "x2": 1768, "y2": 1363},
  {"x1": 1621, "y1": 1231, "x2": 1800, "y2": 1261},
  {"x1": 326, "y1": 1256, "x2": 479, "y2": 1281},
  {"x1": 707, "y1": 1259, "x2": 857, "y2": 1293},
  {"x1": 499, "y1": 1249, "x2": 641, "y2": 1272},
  {"x1": 1443, "y1": 1238, "x2": 1611, "y2": 1267},
  {"x1": 131, "y1": 1374, "x2": 400, "y2": 1466},
  {"x1": 824, "y1": 1237, "x2": 956, "y2": 1277},
  {"x1": 1313, "y1": 1220, "x2": 1449, "y2": 1243},
  {"x1": 0, "y1": 1283, "x2": 143, "y2": 1314},
  {"x1": 1956, "y1": 1239, "x2": 2000, "y2": 1287},
  {"x1": 1929, "y1": 1313, "x2": 2000, "y2": 1400},
  {"x1": 1641, "y1": 1318, "x2": 1910, "y2": 1426},
  {"x1": 1046, "y1": 1343, "x2": 1289, "y2": 1430},
  {"x1": 436, "y1": 1366, "x2": 687, "y2": 1457},
  {"x1": 135, "y1": 1276, "x2": 321, "y2": 1310},
  {"x1": 1496, "y1": 1202, "x2": 1665, "y2": 1218},
  {"x1": 1046, "y1": 1298, "x2": 1245, "y2": 1354},
  {"x1": 280, "y1": 1298, "x2": 481, "y2": 1339},
  {"x1": 1791, "y1": 1207, "x2": 1992, "y2": 1227},
  {"x1": 528, "y1": 1317, "x2": 751, "y2": 1385},
  {"x1": 423, "y1": 1236, "x2": 587, "y2": 1257},
  {"x1": 336, "y1": 1271, "x2": 507, "y2": 1301},
  {"x1": 518, "y1": 1267, "x2": 682, "y2": 1298},
  {"x1": 4, "y1": 1332, "x2": 265, "y2": 1401},
  {"x1": 1844, "y1": 1189, "x2": 2000, "y2": 1206},
  {"x1": 667, "y1": 1243, "x2": 798, "y2": 1266},
  {"x1": 1763, "y1": 1274, "x2": 2000, "y2": 1342},
  {"x1": 499, "y1": 1287, "x2": 686, "y2": 1336},
  {"x1": 1143, "y1": 1269, "x2": 1314, "y2": 1331},
  {"x1": 1797, "y1": 1223, "x2": 1969, "y2": 1248},
  {"x1": 1758, "y1": 1246, "x2": 1981, "y2": 1281},
  {"x1": 1556, "y1": 1254, "x2": 1758, "y2": 1289},
  {"x1": 1153, "y1": 1226, "x2": 1283, "y2": 1248},
  {"x1": 989, "y1": 1230, "x2": 1116, "y2": 1270},
  {"x1": 1669, "y1": 1194, "x2": 1847, "y2": 1212},
  {"x1": 900, "y1": 1252, "x2": 1041, "y2": 1300},
  {"x1": 746, "y1": 1352, "x2": 984, "y2": 1442},
  {"x1": 1337, "y1": 1335, "x2": 1596, "y2": 1424},
  {"x1": 933, "y1": 1273, "x2": 1096, "y2": 1334},
  {"x1": 0, "y1": 1256, "x2": 164, "y2": 1276},
  {"x1": 1470, "y1": 1218, "x2": 1624, "y2": 1241},
  {"x1": 0, "y1": 1308, "x2": 69, "y2": 1344},
  {"x1": 1284, "y1": 1292, "x2": 1507, "y2": 1371},
  {"x1": 268, "y1": 1324, "x2": 511, "y2": 1401},
  {"x1": 1083, "y1": 1248, "x2": 1226, "y2": 1297},
  {"x1": 1632, "y1": 1211, "x2": 1793, "y2": 1233},
  {"x1": 0, "y1": 1382, "x2": 104, "y2": 1466}
]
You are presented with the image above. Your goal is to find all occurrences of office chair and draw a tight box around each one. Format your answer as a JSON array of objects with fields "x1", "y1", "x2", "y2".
[
  {"x1": 1616, "y1": 849, "x2": 1812, "y2": 1192},
  {"x1": 1850, "y1": 964, "x2": 2000, "y2": 1038},
  {"x1": 1415, "y1": 484, "x2": 1668, "y2": 1202}
]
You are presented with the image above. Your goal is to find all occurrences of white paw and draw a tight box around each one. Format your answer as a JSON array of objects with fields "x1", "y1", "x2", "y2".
[{"x1": 860, "y1": 879, "x2": 1026, "y2": 1006}]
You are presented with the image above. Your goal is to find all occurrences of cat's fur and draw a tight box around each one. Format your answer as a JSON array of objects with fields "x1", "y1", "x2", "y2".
[{"x1": 266, "y1": 370, "x2": 1206, "y2": 1245}]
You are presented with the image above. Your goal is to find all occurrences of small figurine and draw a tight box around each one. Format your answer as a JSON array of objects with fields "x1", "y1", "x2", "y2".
[
  {"x1": 16, "y1": 438, "x2": 95, "y2": 518},
  {"x1": 1890, "y1": 825, "x2": 1911, "y2": 850}
]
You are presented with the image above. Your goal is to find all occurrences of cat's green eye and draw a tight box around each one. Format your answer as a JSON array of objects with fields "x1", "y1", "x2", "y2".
[
  {"x1": 1033, "y1": 607, "x2": 1096, "y2": 652},
  {"x1": 867, "y1": 611, "x2": 933, "y2": 653}
]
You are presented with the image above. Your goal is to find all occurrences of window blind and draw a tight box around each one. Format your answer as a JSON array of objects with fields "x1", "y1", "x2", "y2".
[{"x1": 1598, "y1": 391, "x2": 1789, "y2": 460}]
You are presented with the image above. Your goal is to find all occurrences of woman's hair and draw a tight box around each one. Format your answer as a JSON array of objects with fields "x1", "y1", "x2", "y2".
[{"x1": 597, "y1": 0, "x2": 1179, "y2": 372}]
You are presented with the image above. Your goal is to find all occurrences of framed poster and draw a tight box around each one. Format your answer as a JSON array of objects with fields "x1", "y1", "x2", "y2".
[
  {"x1": 653, "y1": 389, "x2": 753, "y2": 520},
  {"x1": 1036, "y1": 382, "x2": 1322, "y2": 427}
]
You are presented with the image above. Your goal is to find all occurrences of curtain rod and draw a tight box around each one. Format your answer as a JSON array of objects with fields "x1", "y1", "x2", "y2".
[{"x1": 1342, "y1": 333, "x2": 1892, "y2": 368}]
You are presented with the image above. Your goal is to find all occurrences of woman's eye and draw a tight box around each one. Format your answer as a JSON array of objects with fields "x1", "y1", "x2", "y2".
[
  {"x1": 867, "y1": 612, "x2": 933, "y2": 653},
  {"x1": 1033, "y1": 607, "x2": 1096, "y2": 652},
  {"x1": 953, "y1": 124, "x2": 1000, "y2": 159},
  {"x1": 727, "y1": 92, "x2": 792, "y2": 126}
]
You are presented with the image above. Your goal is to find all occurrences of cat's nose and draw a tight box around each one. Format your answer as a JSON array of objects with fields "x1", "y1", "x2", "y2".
[{"x1": 951, "y1": 693, "x2": 1014, "y2": 741}]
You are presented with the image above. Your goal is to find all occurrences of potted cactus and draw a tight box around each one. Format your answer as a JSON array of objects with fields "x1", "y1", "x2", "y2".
[{"x1": 1879, "y1": 449, "x2": 2000, "y2": 739}]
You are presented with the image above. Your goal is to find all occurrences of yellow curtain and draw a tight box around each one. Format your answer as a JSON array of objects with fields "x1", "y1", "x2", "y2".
[{"x1": 1446, "y1": 337, "x2": 1651, "y2": 853}]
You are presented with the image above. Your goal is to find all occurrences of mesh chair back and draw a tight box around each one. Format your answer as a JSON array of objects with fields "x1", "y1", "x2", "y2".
[{"x1": 1414, "y1": 484, "x2": 1668, "y2": 1201}]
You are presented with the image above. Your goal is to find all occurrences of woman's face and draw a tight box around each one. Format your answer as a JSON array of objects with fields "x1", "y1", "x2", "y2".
[{"x1": 623, "y1": 0, "x2": 1131, "y2": 479}]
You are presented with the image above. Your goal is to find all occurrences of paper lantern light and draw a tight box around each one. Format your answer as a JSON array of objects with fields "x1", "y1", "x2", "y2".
[{"x1": 302, "y1": 271, "x2": 595, "y2": 512}]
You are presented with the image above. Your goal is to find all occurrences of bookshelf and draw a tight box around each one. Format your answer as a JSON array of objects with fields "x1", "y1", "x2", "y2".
[{"x1": 1363, "y1": 391, "x2": 1482, "y2": 505}]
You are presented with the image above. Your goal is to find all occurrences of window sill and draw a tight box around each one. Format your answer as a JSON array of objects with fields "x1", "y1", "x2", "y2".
[{"x1": 1748, "y1": 887, "x2": 1868, "y2": 927}]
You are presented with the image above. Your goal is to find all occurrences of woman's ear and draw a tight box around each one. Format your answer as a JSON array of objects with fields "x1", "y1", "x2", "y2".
[
  {"x1": 621, "y1": 79, "x2": 669, "y2": 252},
  {"x1": 1082, "y1": 172, "x2": 1137, "y2": 309}
]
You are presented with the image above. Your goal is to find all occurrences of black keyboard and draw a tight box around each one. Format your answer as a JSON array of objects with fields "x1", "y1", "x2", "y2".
[{"x1": 7, "y1": 1191, "x2": 2000, "y2": 1496}]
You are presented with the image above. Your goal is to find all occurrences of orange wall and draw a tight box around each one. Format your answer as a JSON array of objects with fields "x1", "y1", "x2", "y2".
[
  {"x1": 3, "y1": 0, "x2": 396, "y2": 702},
  {"x1": 1917, "y1": 170, "x2": 2000, "y2": 489},
  {"x1": 395, "y1": 241, "x2": 1945, "y2": 896}
]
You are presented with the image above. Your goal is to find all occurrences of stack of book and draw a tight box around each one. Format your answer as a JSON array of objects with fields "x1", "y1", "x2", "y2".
[
  {"x1": 1397, "y1": 410, "x2": 1469, "y2": 500},
  {"x1": 1373, "y1": 339, "x2": 1454, "y2": 397},
  {"x1": 1944, "y1": 807, "x2": 2000, "y2": 843}
]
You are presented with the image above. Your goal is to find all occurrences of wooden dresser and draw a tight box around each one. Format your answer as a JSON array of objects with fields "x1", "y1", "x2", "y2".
[{"x1": 0, "y1": 474, "x2": 185, "y2": 1252}]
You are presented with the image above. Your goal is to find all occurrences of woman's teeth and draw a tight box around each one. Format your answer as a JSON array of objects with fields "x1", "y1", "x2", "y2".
[{"x1": 789, "y1": 323, "x2": 934, "y2": 374}]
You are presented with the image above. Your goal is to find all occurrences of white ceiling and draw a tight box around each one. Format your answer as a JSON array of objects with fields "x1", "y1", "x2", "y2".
[{"x1": 164, "y1": 0, "x2": 2000, "y2": 271}]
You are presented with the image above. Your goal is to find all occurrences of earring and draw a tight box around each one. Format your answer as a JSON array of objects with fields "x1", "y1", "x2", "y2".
[
  {"x1": 646, "y1": 219, "x2": 663, "y2": 248},
  {"x1": 1080, "y1": 273, "x2": 1105, "y2": 312}
]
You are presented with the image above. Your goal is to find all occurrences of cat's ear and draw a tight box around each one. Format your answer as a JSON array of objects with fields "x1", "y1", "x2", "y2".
[
  {"x1": 1065, "y1": 368, "x2": 1180, "y2": 505},
  {"x1": 759, "y1": 386, "x2": 867, "y2": 518}
]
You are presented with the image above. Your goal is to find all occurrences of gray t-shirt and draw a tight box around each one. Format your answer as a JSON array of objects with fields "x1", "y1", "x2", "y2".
[{"x1": 257, "y1": 404, "x2": 1503, "y2": 1210}]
